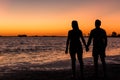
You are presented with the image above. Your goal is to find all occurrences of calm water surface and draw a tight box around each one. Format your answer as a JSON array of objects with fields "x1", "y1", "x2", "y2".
[{"x1": 0, "y1": 37, "x2": 120, "y2": 53}]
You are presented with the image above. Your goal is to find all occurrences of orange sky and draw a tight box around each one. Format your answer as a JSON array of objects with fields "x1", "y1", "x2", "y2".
[{"x1": 0, "y1": 0, "x2": 120, "y2": 36}]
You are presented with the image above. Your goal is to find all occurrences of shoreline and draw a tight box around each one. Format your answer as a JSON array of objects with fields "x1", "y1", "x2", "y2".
[{"x1": 0, "y1": 55, "x2": 120, "y2": 80}]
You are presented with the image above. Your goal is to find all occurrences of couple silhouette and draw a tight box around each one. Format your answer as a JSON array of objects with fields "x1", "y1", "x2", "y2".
[{"x1": 65, "y1": 19, "x2": 107, "y2": 79}]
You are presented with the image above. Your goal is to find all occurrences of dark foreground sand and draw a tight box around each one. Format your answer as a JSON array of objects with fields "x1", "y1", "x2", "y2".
[{"x1": 0, "y1": 56, "x2": 120, "y2": 80}]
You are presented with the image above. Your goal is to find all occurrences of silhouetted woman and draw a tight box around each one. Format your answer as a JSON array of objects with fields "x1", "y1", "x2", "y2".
[{"x1": 65, "y1": 20, "x2": 86, "y2": 78}]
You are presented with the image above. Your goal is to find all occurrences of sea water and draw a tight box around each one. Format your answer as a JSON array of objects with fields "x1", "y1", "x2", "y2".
[{"x1": 0, "y1": 37, "x2": 119, "y2": 71}]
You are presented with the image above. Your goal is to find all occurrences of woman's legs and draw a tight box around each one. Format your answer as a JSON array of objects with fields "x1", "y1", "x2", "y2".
[
  {"x1": 77, "y1": 52, "x2": 84, "y2": 77},
  {"x1": 70, "y1": 53, "x2": 76, "y2": 77}
]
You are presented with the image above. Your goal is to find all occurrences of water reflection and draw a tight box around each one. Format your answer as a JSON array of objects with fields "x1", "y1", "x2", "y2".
[{"x1": 0, "y1": 37, "x2": 119, "y2": 71}]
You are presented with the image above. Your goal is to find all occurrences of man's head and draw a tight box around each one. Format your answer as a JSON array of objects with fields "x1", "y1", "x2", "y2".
[{"x1": 95, "y1": 19, "x2": 101, "y2": 28}]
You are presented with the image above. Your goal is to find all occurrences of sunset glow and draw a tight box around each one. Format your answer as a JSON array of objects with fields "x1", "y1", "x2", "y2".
[{"x1": 0, "y1": 0, "x2": 120, "y2": 36}]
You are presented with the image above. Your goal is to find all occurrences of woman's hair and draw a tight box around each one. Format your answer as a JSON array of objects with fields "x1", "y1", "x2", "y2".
[{"x1": 72, "y1": 20, "x2": 79, "y2": 30}]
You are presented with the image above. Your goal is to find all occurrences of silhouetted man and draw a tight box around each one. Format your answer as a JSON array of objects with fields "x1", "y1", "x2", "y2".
[{"x1": 87, "y1": 19, "x2": 107, "y2": 77}]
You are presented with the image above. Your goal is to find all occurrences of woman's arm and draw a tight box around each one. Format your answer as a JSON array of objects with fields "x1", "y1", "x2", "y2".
[
  {"x1": 65, "y1": 31, "x2": 70, "y2": 54},
  {"x1": 81, "y1": 31, "x2": 86, "y2": 47}
]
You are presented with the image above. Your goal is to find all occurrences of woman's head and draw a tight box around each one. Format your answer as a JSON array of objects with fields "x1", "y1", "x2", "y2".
[{"x1": 72, "y1": 20, "x2": 79, "y2": 30}]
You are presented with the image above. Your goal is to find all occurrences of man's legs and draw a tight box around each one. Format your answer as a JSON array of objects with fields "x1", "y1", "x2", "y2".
[
  {"x1": 100, "y1": 56, "x2": 106, "y2": 77},
  {"x1": 93, "y1": 56, "x2": 98, "y2": 76}
]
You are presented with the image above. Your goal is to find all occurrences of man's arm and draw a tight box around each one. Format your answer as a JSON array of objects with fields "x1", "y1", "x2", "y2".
[
  {"x1": 104, "y1": 31, "x2": 107, "y2": 48},
  {"x1": 87, "y1": 31, "x2": 93, "y2": 48}
]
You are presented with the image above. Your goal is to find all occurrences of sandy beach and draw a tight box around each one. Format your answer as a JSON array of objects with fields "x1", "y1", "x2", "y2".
[{"x1": 0, "y1": 55, "x2": 119, "y2": 80}]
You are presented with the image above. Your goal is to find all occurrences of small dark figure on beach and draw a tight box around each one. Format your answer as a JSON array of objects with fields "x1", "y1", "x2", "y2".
[
  {"x1": 65, "y1": 20, "x2": 87, "y2": 79},
  {"x1": 86, "y1": 19, "x2": 107, "y2": 77}
]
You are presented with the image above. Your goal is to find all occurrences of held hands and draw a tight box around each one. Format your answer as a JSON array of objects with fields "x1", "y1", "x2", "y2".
[
  {"x1": 65, "y1": 49, "x2": 68, "y2": 54},
  {"x1": 86, "y1": 46, "x2": 89, "y2": 52}
]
